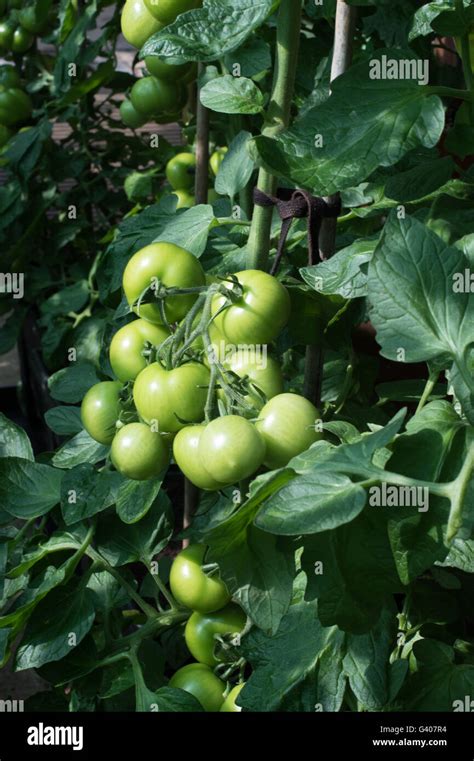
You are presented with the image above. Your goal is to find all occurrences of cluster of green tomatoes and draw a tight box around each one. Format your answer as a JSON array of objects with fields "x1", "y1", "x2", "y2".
[
  {"x1": 120, "y1": 0, "x2": 201, "y2": 129},
  {"x1": 164, "y1": 147, "x2": 227, "y2": 209},
  {"x1": 168, "y1": 544, "x2": 245, "y2": 712},
  {"x1": 80, "y1": 240, "x2": 322, "y2": 488},
  {"x1": 0, "y1": 0, "x2": 53, "y2": 55},
  {"x1": 0, "y1": 63, "x2": 32, "y2": 146}
]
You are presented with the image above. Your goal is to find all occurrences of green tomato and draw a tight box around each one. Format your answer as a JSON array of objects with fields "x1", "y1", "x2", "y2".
[
  {"x1": 143, "y1": 0, "x2": 201, "y2": 25},
  {"x1": 130, "y1": 75, "x2": 184, "y2": 117},
  {"x1": 0, "y1": 124, "x2": 13, "y2": 147},
  {"x1": 0, "y1": 20, "x2": 14, "y2": 50},
  {"x1": 81, "y1": 381, "x2": 122, "y2": 445},
  {"x1": 173, "y1": 425, "x2": 225, "y2": 490},
  {"x1": 184, "y1": 603, "x2": 246, "y2": 667},
  {"x1": 209, "y1": 147, "x2": 227, "y2": 176},
  {"x1": 120, "y1": 98, "x2": 147, "y2": 129},
  {"x1": 221, "y1": 352, "x2": 284, "y2": 410},
  {"x1": 145, "y1": 55, "x2": 192, "y2": 82},
  {"x1": 169, "y1": 544, "x2": 230, "y2": 612},
  {"x1": 199, "y1": 415, "x2": 265, "y2": 485},
  {"x1": 0, "y1": 87, "x2": 32, "y2": 126},
  {"x1": 0, "y1": 65, "x2": 21, "y2": 88},
  {"x1": 11, "y1": 26, "x2": 34, "y2": 52},
  {"x1": 172, "y1": 188, "x2": 194, "y2": 209},
  {"x1": 256, "y1": 393, "x2": 322, "y2": 469},
  {"x1": 121, "y1": 0, "x2": 163, "y2": 49},
  {"x1": 109, "y1": 318, "x2": 169, "y2": 383},
  {"x1": 133, "y1": 361, "x2": 210, "y2": 434},
  {"x1": 19, "y1": 6, "x2": 48, "y2": 34},
  {"x1": 220, "y1": 683, "x2": 245, "y2": 712},
  {"x1": 169, "y1": 663, "x2": 225, "y2": 712},
  {"x1": 166, "y1": 152, "x2": 196, "y2": 190},
  {"x1": 111, "y1": 422, "x2": 169, "y2": 480},
  {"x1": 122, "y1": 241, "x2": 205, "y2": 324},
  {"x1": 211, "y1": 270, "x2": 291, "y2": 345}
]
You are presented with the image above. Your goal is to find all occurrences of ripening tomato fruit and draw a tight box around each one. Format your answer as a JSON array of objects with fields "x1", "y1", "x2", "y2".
[
  {"x1": 172, "y1": 189, "x2": 195, "y2": 209},
  {"x1": 11, "y1": 26, "x2": 34, "y2": 53},
  {"x1": 0, "y1": 87, "x2": 32, "y2": 126},
  {"x1": 220, "y1": 683, "x2": 245, "y2": 712},
  {"x1": 111, "y1": 422, "x2": 169, "y2": 480},
  {"x1": 121, "y1": 0, "x2": 163, "y2": 49},
  {"x1": 145, "y1": 55, "x2": 192, "y2": 82},
  {"x1": 211, "y1": 270, "x2": 291, "y2": 345},
  {"x1": 199, "y1": 415, "x2": 265, "y2": 485},
  {"x1": 169, "y1": 663, "x2": 225, "y2": 711},
  {"x1": 0, "y1": 20, "x2": 14, "y2": 51},
  {"x1": 220, "y1": 352, "x2": 284, "y2": 410},
  {"x1": 184, "y1": 603, "x2": 246, "y2": 667},
  {"x1": 169, "y1": 544, "x2": 230, "y2": 613},
  {"x1": 173, "y1": 425, "x2": 225, "y2": 490},
  {"x1": 166, "y1": 152, "x2": 196, "y2": 190},
  {"x1": 0, "y1": 65, "x2": 21, "y2": 88},
  {"x1": 130, "y1": 75, "x2": 185, "y2": 117},
  {"x1": 143, "y1": 0, "x2": 202, "y2": 25},
  {"x1": 122, "y1": 242, "x2": 205, "y2": 325},
  {"x1": 209, "y1": 147, "x2": 227, "y2": 176},
  {"x1": 81, "y1": 381, "x2": 122, "y2": 445},
  {"x1": 109, "y1": 319, "x2": 169, "y2": 383},
  {"x1": 120, "y1": 99, "x2": 147, "y2": 129},
  {"x1": 133, "y1": 361, "x2": 210, "y2": 434},
  {"x1": 19, "y1": 6, "x2": 49, "y2": 34},
  {"x1": 256, "y1": 393, "x2": 322, "y2": 469}
]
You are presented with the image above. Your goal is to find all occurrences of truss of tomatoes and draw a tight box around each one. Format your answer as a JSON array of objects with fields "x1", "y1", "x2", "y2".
[{"x1": 81, "y1": 240, "x2": 323, "y2": 488}]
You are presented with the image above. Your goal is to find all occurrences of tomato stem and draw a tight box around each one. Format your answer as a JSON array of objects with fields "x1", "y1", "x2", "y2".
[{"x1": 246, "y1": 0, "x2": 303, "y2": 270}]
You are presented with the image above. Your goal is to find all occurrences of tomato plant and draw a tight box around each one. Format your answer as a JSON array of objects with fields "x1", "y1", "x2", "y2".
[{"x1": 1, "y1": 0, "x2": 474, "y2": 729}]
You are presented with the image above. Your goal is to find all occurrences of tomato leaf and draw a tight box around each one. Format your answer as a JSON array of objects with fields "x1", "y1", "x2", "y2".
[
  {"x1": 48, "y1": 362, "x2": 103, "y2": 404},
  {"x1": 52, "y1": 430, "x2": 109, "y2": 469},
  {"x1": 253, "y1": 50, "x2": 445, "y2": 195},
  {"x1": 44, "y1": 406, "x2": 83, "y2": 436},
  {"x1": 200, "y1": 75, "x2": 264, "y2": 114},
  {"x1": 141, "y1": 0, "x2": 274, "y2": 63},
  {"x1": 0, "y1": 458, "x2": 63, "y2": 519},
  {"x1": 15, "y1": 581, "x2": 96, "y2": 670},
  {"x1": 0, "y1": 413, "x2": 34, "y2": 461},
  {"x1": 214, "y1": 130, "x2": 255, "y2": 199},
  {"x1": 60, "y1": 465, "x2": 123, "y2": 525},
  {"x1": 240, "y1": 601, "x2": 346, "y2": 711}
]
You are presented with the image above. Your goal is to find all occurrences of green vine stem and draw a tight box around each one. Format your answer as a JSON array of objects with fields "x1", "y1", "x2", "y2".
[
  {"x1": 246, "y1": 0, "x2": 303, "y2": 270},
  {"x1": 195, "y1": 63, "x2": 210, "y2": 204},
  {"x1": 304, "y1": 0, "x2": 356, "y2": 408},
  {"x1": 446, "y1": 438, "x2": 474, "y2": 542}
]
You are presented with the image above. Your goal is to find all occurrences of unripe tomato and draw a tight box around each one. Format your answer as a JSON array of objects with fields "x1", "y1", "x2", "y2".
[
  {"x1": 0, "y1": 20, "x2": 14, "y2": 50},
  {"x1": 111, "y1": 422, "x2": 169, "y2": 480},
  {"x1": 145, "y1": 55, "x2": 192, "y2": 82},
  {"x1": 11, "y1": 26, "x2": 34, "y2": 52},
  {"x1": 169, "y1": 663, "x2": 225, "y2": 711},
  {"x1": 0, "y1": 65, "x2": 21, "y2": 88},
  {"x1": 211, "y1": 270, "x2": 291, "y2": 345},
  {"x1": 210, "y1": 147, "x2": 227, "y2": 176},
  {"x1": 0, "y1": 87, "x2": 32, "y2": 126},
  {"x1": 199, "y1": 415, "x2": 265, "y2": 485},
  {"x1": 121, "y1": 0, "x2": 163, "y2": 49},
  {"x1": 133, "y1": 361, "x2": 210, "y2": 434},
  {"x1": 169, "y1": 544, "x2": 230, "y2": 612},
  {"x1": 172, "y1": 189, "x2": 194, "y2": 209},
  {"x1": 220, "y1": 683, "x2": 245, "y2": 712},
  {"x1": 143, "y1": 0, "x2": 202, "y2": 25},
  {"x1": 122, "y1": 242, "x2": 205, "y2": 325},
  {"x1": 256, "y1": 393, "x2": 322, "y2": 469},
  {"x1": 19, "y1": 6, "x2": 48, "y2": 34},
  {"x1": 166, "y1": 152, "x2": 196, "y2": 190},
  {"x1": 220, "y1": 352, "x2": 283, "y2": 409},
  {"x1": 120, "y1": 98, "x2": 147, "y2": 129},
  {"x1": 109, "y1": 318, "x2": 169, "y2": 383},
  {"x1": 81, "y1": 381, "x2": 122, "y2": 445},
  {"x1": 184, "y1": 603, "x2": 246, "y2": 667},
  {"x1": 173, "y1": 425, "x2": 225, "y2": 490},
  {"x1": 130, "y1": 75, "x2": 184, "y2": 117}
]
